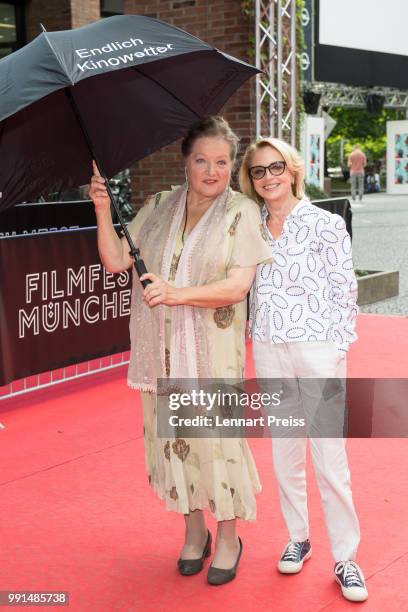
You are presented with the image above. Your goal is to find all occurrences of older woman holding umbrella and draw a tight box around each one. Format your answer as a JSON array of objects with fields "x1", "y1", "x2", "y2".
[{"x1": 89, "y1": 116, "x2": 271, "y2": 585}]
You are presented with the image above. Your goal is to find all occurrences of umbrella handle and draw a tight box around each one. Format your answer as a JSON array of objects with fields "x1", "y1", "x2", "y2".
[{"x1": 132, "y1": 254, "x2": 152, "y2": 288}]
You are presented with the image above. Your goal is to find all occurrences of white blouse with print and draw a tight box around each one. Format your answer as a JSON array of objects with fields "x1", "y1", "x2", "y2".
[{"x1": 249, "y1": 198, "x2": 359, "y2": 355}]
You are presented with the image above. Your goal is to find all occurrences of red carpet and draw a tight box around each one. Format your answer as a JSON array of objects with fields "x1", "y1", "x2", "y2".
[{"x1": 0, "y1": 314, "x2": 407, "y2": 611}]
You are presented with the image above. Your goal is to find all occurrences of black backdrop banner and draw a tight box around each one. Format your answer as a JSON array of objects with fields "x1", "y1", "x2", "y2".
[
  {"x1": 0, "y1": 228, "x2": 132, "y2": 386},
  {"x1": 0, "y1": 200, "x2": 96, "y2": 237},
  {"x1": 314, "y1": 198, "x2": 352, "y2": 240}
]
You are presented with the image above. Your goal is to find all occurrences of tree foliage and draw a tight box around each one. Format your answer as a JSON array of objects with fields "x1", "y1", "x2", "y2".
[{"x1": 327, "y1": 107, "x2": 404, "y2": 166}]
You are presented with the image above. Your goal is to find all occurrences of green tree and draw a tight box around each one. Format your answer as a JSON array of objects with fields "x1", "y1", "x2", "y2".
[{"x1": 327, "y1": 107, "x2": 404, "y2": 167}]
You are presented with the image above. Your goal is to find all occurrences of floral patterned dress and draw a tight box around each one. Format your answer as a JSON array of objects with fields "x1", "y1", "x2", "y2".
[{"x1": 130, "y1": 191, "x2": 272, "y2": 521}]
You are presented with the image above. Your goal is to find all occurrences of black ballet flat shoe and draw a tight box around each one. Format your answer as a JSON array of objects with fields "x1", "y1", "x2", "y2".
[
  {"x1": 177, "y1": 530, "x2": 212, "y2": 576},
  {"x1": 207, "y1": 537, "x2": 243, "y2": 586}
]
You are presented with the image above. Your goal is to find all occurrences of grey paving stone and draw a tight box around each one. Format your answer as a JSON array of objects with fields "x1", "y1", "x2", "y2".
[{"x1": 350, "y1": 193, "x2": 408, "y2": 316}]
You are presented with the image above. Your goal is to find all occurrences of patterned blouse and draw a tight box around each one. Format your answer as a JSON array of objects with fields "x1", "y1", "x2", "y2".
[{"x1": 249, "y1": 198, "x2": 359, "y2": 356}]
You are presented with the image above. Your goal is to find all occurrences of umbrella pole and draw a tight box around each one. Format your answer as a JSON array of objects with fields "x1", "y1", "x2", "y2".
[{"x1": 64, "y1": 88, "x2": 151, "y2": 288}]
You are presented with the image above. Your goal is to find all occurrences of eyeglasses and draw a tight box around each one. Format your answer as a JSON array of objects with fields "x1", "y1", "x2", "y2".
[{"x1": 248, "y1": 161, "x2": 287, "y2": 180}]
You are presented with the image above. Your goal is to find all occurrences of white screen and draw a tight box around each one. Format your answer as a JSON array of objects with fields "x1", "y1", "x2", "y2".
[{"x1": 319, "y1": 0, "x2": 408, "y2": 57}]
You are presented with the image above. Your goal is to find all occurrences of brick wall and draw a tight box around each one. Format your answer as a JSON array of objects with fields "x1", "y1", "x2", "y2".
[
  {"x1": 25, "y1": 0, "x2": 73, "y2": 40},
  {"x1": 25, "y1": 0, "x2": 100, "y2": 42},
  {"x1": 70, "y1": 0, "x2": 101, "y2": 29},
  {"x1": 123, "y1": 0, "x2": 256, "y2": 208}
]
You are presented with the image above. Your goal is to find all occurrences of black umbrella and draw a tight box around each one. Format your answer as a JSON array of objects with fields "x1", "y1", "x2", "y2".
[{"x1": 0, "y1": 15, "x2": 258, "y2": 284}]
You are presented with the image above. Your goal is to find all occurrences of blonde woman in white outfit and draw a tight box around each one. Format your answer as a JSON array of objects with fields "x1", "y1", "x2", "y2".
[{"x1": 239, "y1": 138, "x2": 368, "y2": 603}]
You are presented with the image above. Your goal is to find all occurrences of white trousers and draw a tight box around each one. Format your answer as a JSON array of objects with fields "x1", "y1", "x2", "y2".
[{"x1": 252, "y1": 340, "x2": 360, "y2": 562}]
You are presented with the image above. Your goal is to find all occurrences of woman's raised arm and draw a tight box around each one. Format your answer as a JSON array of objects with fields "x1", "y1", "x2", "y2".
[{"x1": 89, "y1": 161, "x2": 135, "y2": 273}]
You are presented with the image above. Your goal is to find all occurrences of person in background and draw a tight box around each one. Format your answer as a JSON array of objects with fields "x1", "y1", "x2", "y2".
[
  {"x1": 239, "y1": 137, "x2": 368, "y2": 603},
  {"x1": 89, "y1": 116, "x2": 272, "y2": 586},
  {"x1": 347, "y1": 144, "x2": 367, "y2": 201}
]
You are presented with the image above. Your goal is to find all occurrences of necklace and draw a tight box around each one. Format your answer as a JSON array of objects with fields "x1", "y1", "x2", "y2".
[{"x1": 181, "y1": 202, "x2": 188, "y2": 244}]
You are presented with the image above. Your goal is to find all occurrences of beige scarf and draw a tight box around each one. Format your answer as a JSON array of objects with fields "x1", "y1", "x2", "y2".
[{"x1": 127, "y1": 183, "x2": 232, "y2": 392}]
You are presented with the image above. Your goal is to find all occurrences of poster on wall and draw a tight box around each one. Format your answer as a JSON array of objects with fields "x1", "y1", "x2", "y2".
[
  {"x1": 308, "y1": 134, "x2": 321, "y2": 186},
  {"x1": 301, "y1": 116, "x2": 325, "y2": 191},
  {"x1": 387, "y1": 121, "x2": 408, "y2": 194},
  {"x1": 394, "y1": 133, "x2": 408, "y2": 184}
]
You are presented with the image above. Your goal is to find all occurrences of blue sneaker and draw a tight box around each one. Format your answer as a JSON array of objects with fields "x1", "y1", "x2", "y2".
[
  {"x1": 278, "y1": 539, "x2": 312, "y2": 574},
  {"x1": 334, "y1": 560, "x2": 368, "y2": 602}
]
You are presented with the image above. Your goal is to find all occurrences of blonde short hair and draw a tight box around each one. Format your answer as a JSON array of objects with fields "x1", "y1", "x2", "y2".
[{"x1": 239, "y1": 137, "x2": 305, "y2": 204}]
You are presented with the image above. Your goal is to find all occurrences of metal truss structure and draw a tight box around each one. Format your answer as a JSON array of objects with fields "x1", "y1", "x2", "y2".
[
  {"x1": 255, "y1": 0, "x2": 297, "y2": 144},
  {"x1": 304, "y1": 81, "x2": 408, "y2": 111},
  {"x1": 254, "y1": 1, "x2": 408, "y2": 138}
]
